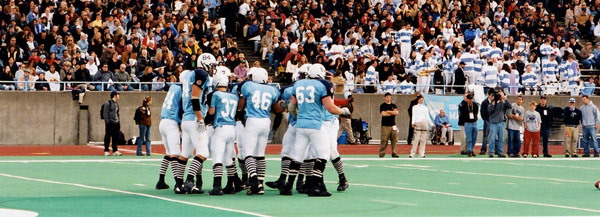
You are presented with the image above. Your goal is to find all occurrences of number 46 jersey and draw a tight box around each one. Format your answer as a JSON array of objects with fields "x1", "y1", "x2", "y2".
[
  {"x1": 292, "y1": 79, "x2": 334, "y2": 130},
  {"x1": 239, "y1": 81, "x2": 280, "y2": 119},
  {"x1": 210, "y1": 91, "x2": 239, "y2": 128}
]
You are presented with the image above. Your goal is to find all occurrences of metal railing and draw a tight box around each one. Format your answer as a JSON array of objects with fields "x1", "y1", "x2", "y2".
[
  {"x1": 341, "y1": 83, "x2": 582, "y2": 95},
  {"x1": 0, "y1": 81, "x2": 283, "y2": 92}
]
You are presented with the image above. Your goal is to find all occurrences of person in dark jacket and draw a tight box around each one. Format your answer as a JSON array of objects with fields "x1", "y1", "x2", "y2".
[
  {"x1": 459, "y1": 93, "x2": 479, "y2": 157},
  {"x1": 479, "y1": 90, "x2": 494, "y2": 155},
  {"x1": 103, "y1": 91, "x2": 122, "y2": 156},
  {"x1": 487, "y1": 90, "x2": 511, "y2": 158},
  {"x1": 536, "y1": 96, "x2": 553, "y2": 157},
  {"x1": 563, "y1": 98, "x2": 582, "y2": 157},
  {"x1": 134, "y1": 96, "x2": 153, "y2": 156},
  {"x1": 454, "y1": 62, "x2": 466, "y2": 94}
]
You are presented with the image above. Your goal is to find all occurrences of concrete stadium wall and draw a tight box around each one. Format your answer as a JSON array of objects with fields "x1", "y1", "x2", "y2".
[{"x1": 0, "y1": 92, "x2": 592, "y2": 145}]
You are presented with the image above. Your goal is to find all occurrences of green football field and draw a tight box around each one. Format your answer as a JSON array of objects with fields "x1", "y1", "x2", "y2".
[{"x1": 1, "y1": 155, "x2": 599, "y2": 217}]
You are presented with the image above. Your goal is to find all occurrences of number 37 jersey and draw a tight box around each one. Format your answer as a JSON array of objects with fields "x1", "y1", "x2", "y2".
[
  {"x1": 240, "y1": 81, "x2": 280, "y2": 119},
  {"x1": 210, "y1": 91, "x2": 239, "y2": 128},
  {"x1": 292, "y1": 79, "x2": 334, "y2": 130}
]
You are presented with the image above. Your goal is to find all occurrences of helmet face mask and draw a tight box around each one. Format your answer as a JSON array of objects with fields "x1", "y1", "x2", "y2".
[{"x1": 294, "y1": 64, "x2": 311, "y2": 82}]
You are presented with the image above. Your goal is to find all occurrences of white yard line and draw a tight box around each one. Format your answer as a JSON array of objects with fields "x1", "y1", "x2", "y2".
[
  {"x1": 369, "y1": 199, "x2": 418, "y2": 206},
  {"x1": 0, "y1": 173, "x2": 272, "y2": 217},
  {"x1": 491, "y1": 161, "x2": 600, "y2": 170},
  {"x1": 351, "y1": 183, "x2": 600, "y2": 214},
  {"x1": 384, "y1": 165, "x2": 588, "y2": 183}
]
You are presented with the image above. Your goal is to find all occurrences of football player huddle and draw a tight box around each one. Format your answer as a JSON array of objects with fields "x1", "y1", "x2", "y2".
[{"x1": 155, "y1": 53, "x2": 350, "y2": 197}]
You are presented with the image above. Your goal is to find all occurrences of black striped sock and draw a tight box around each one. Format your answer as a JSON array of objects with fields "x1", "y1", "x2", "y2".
[
  {"x1": 313, "y1": 158, "x2": 327, "y2": 178},
  {"x1": 213, "y1": 164, "x2": 224, "y2": 178},
  {"x1": 158, "y1": 156, "x2": 171, "y2": 182},
  {"x1": 174, "y1": 158, "x2": 187, "y2": 186},
  {"x1": 331, "y1": 157, "x2": 345, "y2": 176},
  {"x1": 244, "y1": 156, "x2": 257, "y2": 178},
  {"x1": 286, "y1": 161, "x2": 301, "y2": 189},
  {"x1": 280, "y1": 157, "x2": 291, "y2": 176},
  {"x1": 238, "y1": 158, "x2": 247, "y2": 175},
  {"x1": 231, "y1": 158, "x2": 238, "y2": 174},
  {"x1": 255, "y1": 156, "x2": 266, "y2": 182},
  {"x1": 226, "y1": 164, "x2": 237, "y2": 177},
  {"x1": 302, "y1": 159, "x2": 315, "y2": 177},
  {"x1": 187, "y1": 156, "x2": 204, "y2": 181}
]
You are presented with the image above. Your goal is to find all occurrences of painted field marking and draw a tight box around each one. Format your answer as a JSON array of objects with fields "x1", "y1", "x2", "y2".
[
  {"x1": 448, "y1": 182, "x2": 460, "y2": 185},
  {"x1": 133, "y1": 184, "x2": 147, "y2": 187},
  {"x1": 370, "y1": 199, "x2": 418, "y2": 206},
  {"x1": 384, "y1": 165, "x2": 588, "y2": 183},
  {"x1": 0, "y1": 208, "x2": 39, "y2": 217},
  {"x1": 393, "y1": 164, "x2": 432, "y2": 168},
  {"x1": 350, "y1": 183, "x2": 600, "y2": 214},
  {"x1": 492, "y1": 161, "x2": 600, "y2": 170},
  {"x1": 87, "y1": 144, "x2": 163, "y2": 156},
  {"x1": 0, "y1": 173, "x2": 272, "y2": 217}
]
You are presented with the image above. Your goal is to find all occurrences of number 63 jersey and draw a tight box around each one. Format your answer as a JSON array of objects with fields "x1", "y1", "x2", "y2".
[
  {"x1": 292, "y1": 79, "x2": 334, "y2": 130},
  {"x1": 239, "y1": 81, "x2": 280, "y2": 118}
]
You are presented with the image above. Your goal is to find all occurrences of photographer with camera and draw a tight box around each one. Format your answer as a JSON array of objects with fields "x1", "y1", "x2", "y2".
[{"x1": 487, "y1": 89, "x2": 512, "y2": 158}]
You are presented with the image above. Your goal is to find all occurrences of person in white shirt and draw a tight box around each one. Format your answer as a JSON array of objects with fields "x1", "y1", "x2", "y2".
[
  {"x1": 399, "y1": 76, "x2": 415, "y2": 94},
  {"x1": 238, "y1": 0, "x2": 251, "y2": 16},
  {"x1": 410, "y1": 96, "x2": 433, "y2": 158},
  {"x1": 45, "y1": 64, "x2": 61, "y2": 91},
  {"x1": 382, "y1": 75, "x2": 398, "y2": 94}
]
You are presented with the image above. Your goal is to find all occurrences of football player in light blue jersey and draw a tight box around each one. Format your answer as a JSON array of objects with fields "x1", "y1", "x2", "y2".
[
  {"x1": 265, "y1": 66, "x2": 309, "y2": 191},
  {"x1": 202, "y1": 75, "x2": 245, "y2": 195},
  {"x1": 322, "y1": 97, "x2": 349, "y2": 192},
  {"x1": 280, "y1": 64, "x2": 350, "y2": 196},
  {"x1": 156, "y1": 84, "x2": 183, "y2": 191},
  {"x1": 176, "y1": 69, "x2": 210, "y2": 194},
  {"x1": 236, "y1": 67, "x2": 285, "y2": 195}
]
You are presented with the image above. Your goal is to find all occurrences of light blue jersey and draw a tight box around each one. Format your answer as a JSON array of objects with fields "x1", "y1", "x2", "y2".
[
  {"x1": 211, "y1": 91, "x2": 239, "y2": 128},
  {"x1": 180, "y1": 70, "x2": 210, "y2": 122},
  {"x1": 292, "y1": 79, "x2": 333, "y2": 130},
  {"x1": 161, "y1": 84, "x2": 183, "y2": 123},
  {"x1": 281, "y1": 86, "x2": 297, "y2": 126},
  {"x1": 240, "y1": 81, "x2": 280, "y2": 119}
]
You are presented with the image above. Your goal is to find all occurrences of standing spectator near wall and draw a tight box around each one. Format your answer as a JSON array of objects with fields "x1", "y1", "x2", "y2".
[
  {"x1": 459, "y1": 93, "x2": 479, "y2": 157},
  {"x1": 337, "y1": 92, "x2": 356, "y2": 144},
  {"x1": 564, "y1": 98, "x2": 582, "y2": 158},
  {"x1": 410, "y1": 95, "x2": 433, "y2": 158},
  {"x1": 134, "y1": 96, "x2": 152, "y2": 156},
  {"x1": 536, "y1": 96, "x2": 554, "y2": 158},
  {"x1": 102, "y1": 91, "x2": 122, "y2": 156},
  {"x1": 506, "y1": 96, "x2": 524, "y2": 158},
  {"x1": 523, "y1": 101, "x2": 542, "y2": 158},
  {"x1": 379, "y1": 93, "x2": 399, "y2": 158},
  {"x1": 580, "y1": 95, "x2": 600, "y2": 157},
  {"x1": 487, "y1": 90, "x2": 511, "y2": 158},
  {"x1": 479, "y1": 90, "x2": 494, "y2": 155},
  {"x1": 407, "y1": 93, "x2": 422, "y2": 147}
]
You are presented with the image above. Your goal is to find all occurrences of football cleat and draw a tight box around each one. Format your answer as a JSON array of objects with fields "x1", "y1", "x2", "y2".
[
  {"x1": 265, "y1": 179, "x2": 283, "y2": 189},
  {"x1": 155, "y1": 181, "x2": 170, "y2": 190},
  {"x1": 222, "y1": 184, "x2": 236, "y2": 194},
  {"x1": 189, "y1": 186, "x2": 205, "y2": 194},
  {"x1": 208, "y1": 187, "x2": 223, "y2": 196},
  {"x1": 337, "y1": 178, "x2": 349, "y2": 192},
  {"x1": 308, "y1": 181, "x2": 331, "y2": 197},
  {"x1": 174, "y1": 184, "x2": 187, "y2": 194}
]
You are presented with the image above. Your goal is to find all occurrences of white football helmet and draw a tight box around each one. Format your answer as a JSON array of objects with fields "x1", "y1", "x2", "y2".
[
  {"x1": 213, "y1": 74, "x2": 229, "y2": 88},
  {"x1": 249, "y1": 67, "x2": 269, "y2": 83},
  {"x1": 197, "y1": 53, "x2": 217, "y2": 72},
  {"x1": 307, "y1": 63, "x2": 326, "y2": 79},
  {"x1": 293, "y1": 64, "x2": 311, "y2": 82},
  {"x1": 215, "y1": 66, "x2": 232, "y2": 77}
]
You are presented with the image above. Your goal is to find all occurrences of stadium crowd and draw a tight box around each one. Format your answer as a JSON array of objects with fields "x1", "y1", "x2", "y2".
[{"x1": 0, "y1": 0, "x2": 600, "y2": 95}]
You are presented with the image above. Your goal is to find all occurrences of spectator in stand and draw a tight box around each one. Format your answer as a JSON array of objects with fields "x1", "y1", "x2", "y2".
[
  {"x1": 35, "y1": 72, "x2": 50, "y2": 91},
  {"x1": 580, "y1": 95, "x2": 600, "y2": 157},
  {"x1": 115, "y1": 64, "x2": 134, "y2": 91},
  {"x1": 454, "y1": 62, "x2": 467, "y2": 94},
  {"x1": 536, "y1": 96, "x2": 554, "y2": 158},
  {"x1": 582, "y1": 77, "x2": 596, "y2": 96},
  {"x1": 564, "y1": 98, "x2": 582, "y2": 158},
  {"x1": 1, "y1": 66, "x2": 15, "y2": 90},
  {"x1": 94, "y1": 63, "x2": 115, "y2": 91},
  {"x1": 18, "y1": 69, "x2": 36, "y2": 91}
]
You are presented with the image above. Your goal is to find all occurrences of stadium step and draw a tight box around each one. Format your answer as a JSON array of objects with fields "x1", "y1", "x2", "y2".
[{"x1": 235, "y1": 38, "x2": 284, "y2": 83}]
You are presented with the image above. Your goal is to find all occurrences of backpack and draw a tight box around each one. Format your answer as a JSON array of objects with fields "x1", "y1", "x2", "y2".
[{"x1": 100, "y1": 100, "x2": 112, "y2": 119}]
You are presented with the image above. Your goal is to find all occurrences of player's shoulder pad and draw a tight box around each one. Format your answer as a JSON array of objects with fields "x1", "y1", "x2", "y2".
[
  {"x1": 280, "y1": 85, "x2": 293, "y2": 94},
  {"x1": 317, "y1": 79, "x2": 334, "y2": 97},
  {"x1": 193, "y1": 69, "x2": 209, "y2": 87}
]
